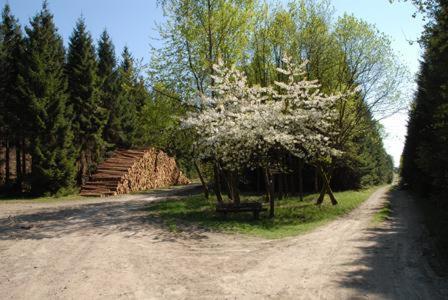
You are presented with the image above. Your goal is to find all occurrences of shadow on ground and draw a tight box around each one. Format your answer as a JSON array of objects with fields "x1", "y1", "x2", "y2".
[
  {"x1": 0, "y1": 185, "x2": 207, "y2": 241},
  {"x1": 334, "y1": 187, "x2": 448, "y2": 299}
]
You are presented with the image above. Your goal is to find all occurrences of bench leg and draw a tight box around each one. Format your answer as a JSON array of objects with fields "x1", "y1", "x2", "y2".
[{"x1": 254, "y1": 211, "x2": 259, "y2": 220}]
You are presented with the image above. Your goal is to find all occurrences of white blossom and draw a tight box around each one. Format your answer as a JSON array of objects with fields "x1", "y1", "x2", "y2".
[{"x1": 182, "y1": 55, "x2": 357, "y2": 171}]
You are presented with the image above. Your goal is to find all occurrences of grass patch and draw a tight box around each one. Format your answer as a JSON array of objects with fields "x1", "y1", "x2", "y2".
[
  {"x1": 372, "y1": 201, "x2": 392, "y2": 224},
  {"x1": 0, "y1": 193, "x2": 82, "y2": 204},
  {"x1": 147, "y1": 187, "x2": 380, "y2": 239}
]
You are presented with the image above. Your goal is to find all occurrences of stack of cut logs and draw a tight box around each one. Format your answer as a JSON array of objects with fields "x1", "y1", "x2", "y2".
[{"x1": 80, "y1": 148, "x2": 190, "y2": 197}]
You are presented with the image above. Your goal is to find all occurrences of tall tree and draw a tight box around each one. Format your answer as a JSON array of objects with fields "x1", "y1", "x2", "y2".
[
  {"x1": 154, "y1": 0, "x2": 257, "y2": 199},
  {"x1": 66, "y1": 18, "x2": 105, "y2": 183},
  {"x1": 154, "y1": 0, "x2": 256, "y2": 96},
  {"x1": 19, "y1": 2, "x2": 76, "y2": 194},
  {"x1": 0, "y1": 4, "x2": 24, "y2": 187},
  {"x1": 97, "y1": 30, "x2": 119, "y2": 149},
  {"x1": 113, "y1": 47, "x2": 144, "y2": 147},
  {"x1": 246, "y1": 1, "x2": 401, "y2": 193},
  {"x1": 401, "y1": 0, "x2": 448, "y2": 197}
]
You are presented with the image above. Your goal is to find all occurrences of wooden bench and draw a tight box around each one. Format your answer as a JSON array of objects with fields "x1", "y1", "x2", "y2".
[{"x1": 216, "y1": 202, "x2": 267, "y2": 219}]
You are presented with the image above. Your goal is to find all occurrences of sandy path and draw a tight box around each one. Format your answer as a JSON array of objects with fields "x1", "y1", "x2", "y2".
[{"x1": 0, "y1": 186, "x2": 447, "y2": 299}]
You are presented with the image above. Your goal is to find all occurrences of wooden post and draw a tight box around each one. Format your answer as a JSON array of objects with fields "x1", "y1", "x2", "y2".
[
  {"x1": 316, "y1": 166, "x2": 338, "y2": 206},
  {"x1": 316, "y1": 184, "x2": 326, "y2": 205}
]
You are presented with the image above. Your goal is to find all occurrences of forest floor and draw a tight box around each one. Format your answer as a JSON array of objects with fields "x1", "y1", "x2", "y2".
[{"x1": 1, "y1": 185, "x2": 447, "y2": 299}]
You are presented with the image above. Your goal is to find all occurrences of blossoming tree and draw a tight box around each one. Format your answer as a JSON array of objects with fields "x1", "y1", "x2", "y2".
[{"x1": 183, "y1": 55, "x2": 356, "y2": 216}]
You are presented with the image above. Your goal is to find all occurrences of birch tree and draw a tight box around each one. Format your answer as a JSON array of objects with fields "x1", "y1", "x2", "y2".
[{"x1": 152, "y1": 0, "x2": 256, "y2": 199}]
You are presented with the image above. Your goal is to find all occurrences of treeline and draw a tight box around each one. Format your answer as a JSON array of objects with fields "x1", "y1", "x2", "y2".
[
  {"x1": 401, "y1": 0, "x2": 448, "y2": 199},
  {"x1": 0, "y1": 2, "x2": 184, "y2": 195},
  {"x1": 400, "y1": 0, "x2": 448, "y2": 261},
  {"x1": 0, "y1": 0, "x2": 398, "y2": 197},
  {"x1": 154, "y1": 0, "x2": 397, "y2": 197}
]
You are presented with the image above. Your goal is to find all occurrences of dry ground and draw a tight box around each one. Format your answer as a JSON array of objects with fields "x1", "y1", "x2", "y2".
[{"x1": 1, "y1": 185, "x2": 447, "y2": 299}]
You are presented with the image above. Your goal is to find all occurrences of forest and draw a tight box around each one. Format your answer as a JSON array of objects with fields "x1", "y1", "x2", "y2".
[
  {"x1": 3, "y1": 1, "x2": 448, "y2": 298},
  {"x1": 0, "y1": 0, "x2": 401, "y2": 206},
  {"x1": 400, "y1": 0, "x2": 448, "y2": 257}
]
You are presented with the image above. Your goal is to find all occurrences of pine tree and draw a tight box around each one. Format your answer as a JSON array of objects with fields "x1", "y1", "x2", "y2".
[
  {"x1": 401, "y1": 1, "x2": 448, "y2": 196},
  {"x1": 0, "y1": 4, "x2": 25, "y2": 188},
  {"x1": 97, "y1": 30, "x2": 120, "y2": 149},
  {"x1": 115, "y1": 47, "x2": 146, "y2": 147},
  {"x1": 66, "y1": 18, "x2": 106, "y2": 183},
  {"x1": 19, "y1": 2, "x2": 76, "y2": 194}
]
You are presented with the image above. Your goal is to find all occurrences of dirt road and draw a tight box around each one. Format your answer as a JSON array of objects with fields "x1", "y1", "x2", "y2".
[{"x1": 1, "y1": 186, "x2": 447, "y2": 299}]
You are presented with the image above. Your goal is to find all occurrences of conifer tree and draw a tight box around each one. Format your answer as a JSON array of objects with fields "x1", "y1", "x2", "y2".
[
  {"x1": 97, "y1": 30, "x2": 119, "y2": 149},
  {"x1": 66, "y1": 18, "x2": 106, "y2": 183},
  {"x1": 115, "y1": 47, "x2": 146, "y2": 147},
  {"x1": 401, "y1": 1, "x2": 448, "y2": 196},
  {"x1": 0, "y1": 4, "x2": 25, "y2": 186},
  {"x1": 0, "y1": 4, "x2": 25, "y2": 187},
  {"x1": 19, "y1": 2, "x2": 76, "y2": 194}
]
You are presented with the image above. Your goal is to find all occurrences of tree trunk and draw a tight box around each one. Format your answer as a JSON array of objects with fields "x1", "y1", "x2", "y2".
[
  {"x1": 16, "y1": 143, "x2": 22, "y2": 189},
  {"x1": 264, "y1": 168, "x2": 275, "y2": 218},
  {"x1": 221, "y1": 169, "x2": 233, "y2": 201},
  {"x1": 21, "y1": 138, "x2": 26, "y2": 177},
  {"x1": 194, "y1": 161, "x2": 209, "y2": 199},
  {"x1": 5, "y1": 139, "x2": 10, "y2": 185},
  {"x1": 298, "y1": 159, "x2": 304, "y2": 201},
  {"x1": 228, "y1": 171, "x2": 240, "y2": 205},
  {"x1": 213, "y1": 163, "x2": 223, "y2": 203}
]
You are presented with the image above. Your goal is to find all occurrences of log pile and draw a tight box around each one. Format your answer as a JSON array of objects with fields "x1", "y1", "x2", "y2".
[{"x1": 80, "y1": 148, "x2": 190, "y2": 197}]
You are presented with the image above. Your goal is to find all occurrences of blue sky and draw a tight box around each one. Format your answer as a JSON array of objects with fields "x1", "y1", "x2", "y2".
[{"x1": 2, "y1": 0, "x2": 425, "y2": 166}]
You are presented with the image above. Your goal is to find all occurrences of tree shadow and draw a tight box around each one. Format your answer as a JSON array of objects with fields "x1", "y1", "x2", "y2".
[
  {"x1": 0, "y1": 185, "x2": 207, "y2": 242},
  {"x1": 334, "y1": 188, "x2": 448, "y2": 299}
]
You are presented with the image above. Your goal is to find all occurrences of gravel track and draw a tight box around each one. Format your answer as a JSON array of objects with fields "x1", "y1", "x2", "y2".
[{"x1": 1, "y1": 185, "x2": 447, "y2": 299}]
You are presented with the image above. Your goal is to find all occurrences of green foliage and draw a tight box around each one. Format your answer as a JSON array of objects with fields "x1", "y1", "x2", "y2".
[
  {"x1": 0, "y1": 4, "x2": 24, "y2": 142},
  {"x1": 147, "y1": 187, "x2": 379, "y2": 239},
  {"x1": 401, "y1": 1, "x2": 448, "y2": 196},
  {"x1": 0, "y1": 4, "x2": 26, "y2": 189},
  {"x1": 136, "y1": 84, "x2": 184, "y2": 148},
  {"x1": 244, "y1": 1, "x2": 397, "y2": 190},
  {"x1": 152, "y1": 0, "x2": 256, "y2": 96},
  {"x1": 97, "y1": 30, "x2": 119, "y2": 149},
  {"x1": 1, "y1": 0, "x2": 399, "y2": 196},
  {"x1": 66, "y1": 18, "x2": 106, "y2": 181},
  {"x1": 136, "y1": 83, "x2": 195, "y2": 173},
  {"x1": 19, "y1": 2, "x2": 76, "y2": 194},
  {"x1": 114, "y1": 47, "x2": 148, "y2": 147}
]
